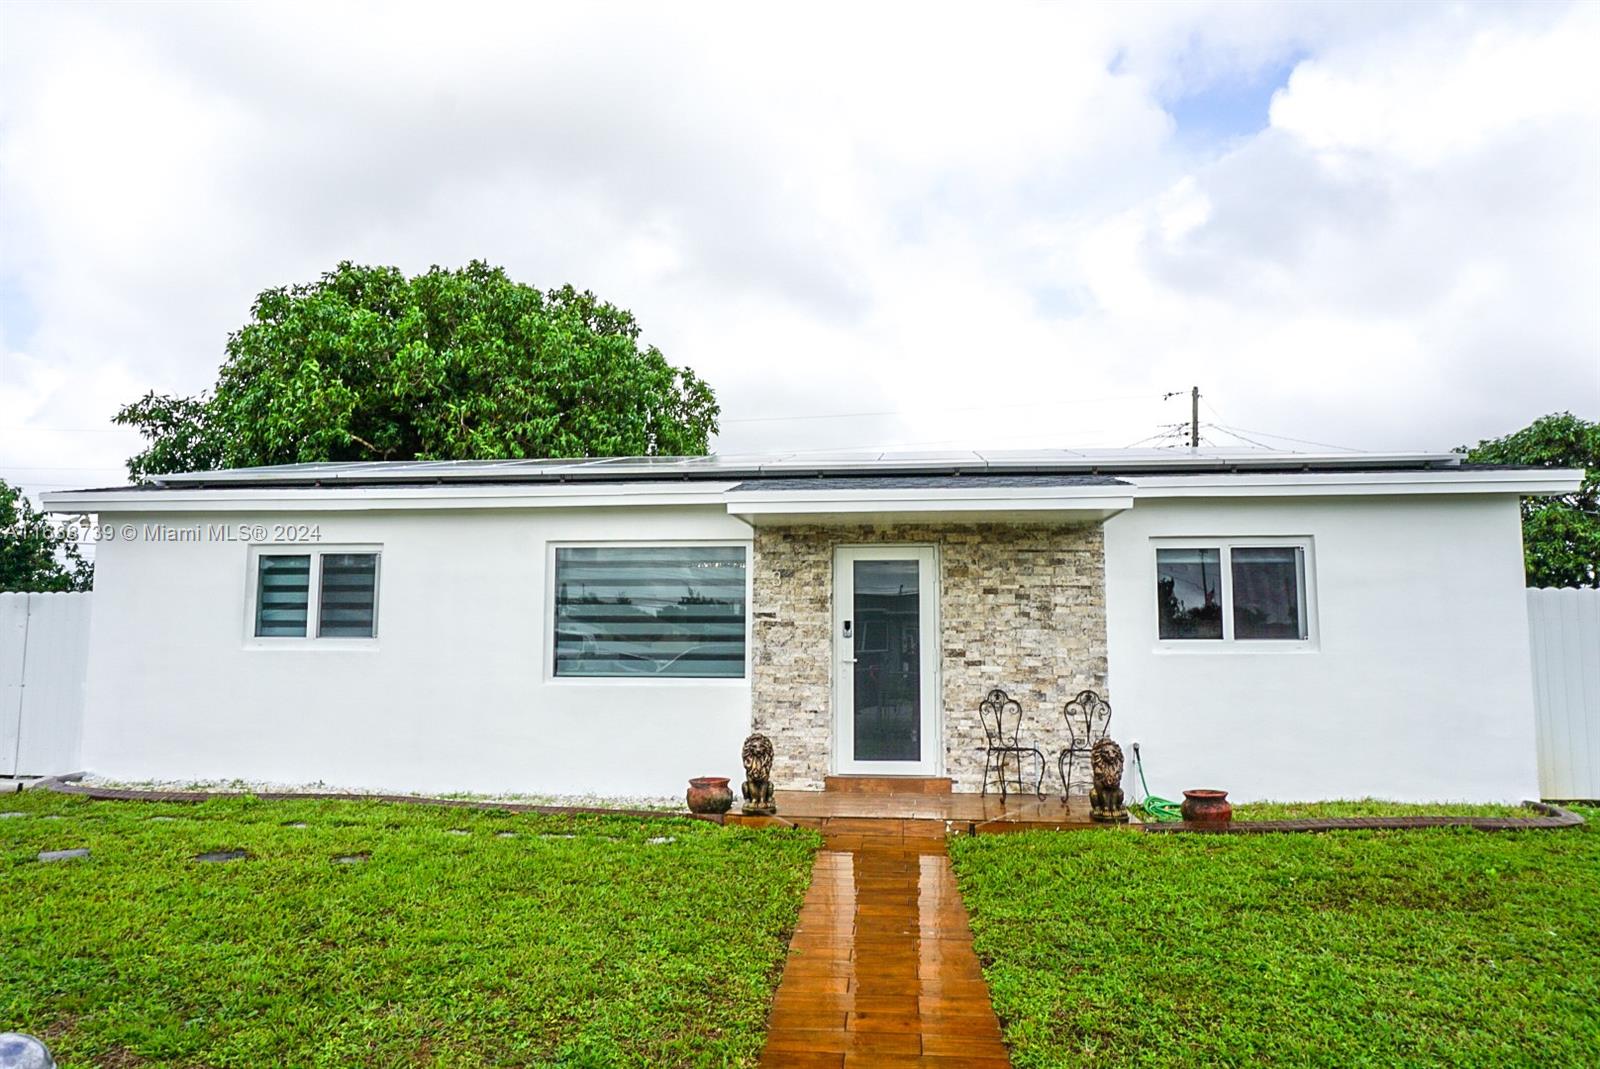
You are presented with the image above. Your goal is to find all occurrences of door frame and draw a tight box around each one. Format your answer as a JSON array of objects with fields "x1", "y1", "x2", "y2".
[{"x1": 831, "y1": 544, "x2": 942, "y2": 776}]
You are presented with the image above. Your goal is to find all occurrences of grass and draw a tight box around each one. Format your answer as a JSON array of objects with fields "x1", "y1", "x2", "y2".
[
  {"x1": 1, "y1": 790, "x2": 819, "y2": 1068},
  {"x1": 949, "y1": 806, "x2": 1600, "y2": 1068}
]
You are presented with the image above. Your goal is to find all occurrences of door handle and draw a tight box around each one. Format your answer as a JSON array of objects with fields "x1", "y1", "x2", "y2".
[{"x1": 841, "y1": 657, "x2": 858, "y2": 664}]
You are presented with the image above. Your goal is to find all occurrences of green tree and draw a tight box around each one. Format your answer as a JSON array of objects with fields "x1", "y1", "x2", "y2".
[
  {"x1": 116, "y1": 261, "x2": 719, "y2": 479},
  {"x1": 0, "y1": 479, "x2": 93, "y2": 592},
  {"x1": 1460, "y1": 411, "x2": 1599, "y2": 588}
]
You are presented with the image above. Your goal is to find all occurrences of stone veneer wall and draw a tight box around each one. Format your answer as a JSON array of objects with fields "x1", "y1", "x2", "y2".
[{"x1": 750, "y1": 523, "x2": 1108, "y2": 792}]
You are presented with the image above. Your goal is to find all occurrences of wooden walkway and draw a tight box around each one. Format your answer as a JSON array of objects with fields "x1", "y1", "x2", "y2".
[{"x1": 758, "y1": 821, "x2": 1012, "y2": 1068}]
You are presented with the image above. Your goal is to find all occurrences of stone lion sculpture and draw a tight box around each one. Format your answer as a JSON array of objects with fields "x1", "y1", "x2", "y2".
[
  {"x1": 1089, "y1": 737, "x2": 1129, "y2": 823},
  {"x1": 741, "y1": 733, "x2": 777, "y2": 815}
]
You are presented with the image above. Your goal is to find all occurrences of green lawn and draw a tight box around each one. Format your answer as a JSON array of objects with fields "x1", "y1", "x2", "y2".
[
  {"x1": 950, "y1": 806, "x2": 1599, "y2": 1069},
  {"x1": 1, "y1": 791, "x2": 818, "y2": 1068}
]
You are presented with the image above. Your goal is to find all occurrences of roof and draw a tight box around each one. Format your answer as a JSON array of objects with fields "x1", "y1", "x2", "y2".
[
  {"x1": 39, "y1": 447, "x2": 1584, "y2": 515},
  {"x1": 136, "y1": 447, "x2": 1468, "y2": 489}
]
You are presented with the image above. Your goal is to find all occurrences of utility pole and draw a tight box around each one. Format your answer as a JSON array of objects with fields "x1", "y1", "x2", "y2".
[{"x1": 1161, "y1": 386, "x2": 1202, "y2": 448}]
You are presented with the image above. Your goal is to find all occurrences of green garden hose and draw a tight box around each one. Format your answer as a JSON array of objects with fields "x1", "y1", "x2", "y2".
[{"x1": 1131, "y1": 744, "x2": 1184, "y2": 822}]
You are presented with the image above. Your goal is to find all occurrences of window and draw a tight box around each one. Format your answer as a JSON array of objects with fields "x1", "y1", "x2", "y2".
[
  {"x1": 554, "y1": 546, "x2": 747, "y2": 678},
  {"x1": 1230, "y1": 547, "x2": 1306, "y2": 640},
  {"x1": 253, "y1": 550, "x2": 379, "y2": 639},
  {"x1": 1155, "y1": 547, "x2": 1222, "y2": 639},
  {"x1": 318, "y1": 553, "x2": 380, "y2": 637},
  {"x1": 1156, "y1": 541, "x2": 1310, "y2": 643},
  {"x1": 255, "y1": 555, "x2": 311, "y2": 637}
]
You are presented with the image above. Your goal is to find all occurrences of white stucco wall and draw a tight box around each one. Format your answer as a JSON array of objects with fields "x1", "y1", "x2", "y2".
[
  {"x1": 1104, "y1": 493, "x2": 1540, "y2": 803},
  {"x1": 79, "y1": 506, "x2": 753, "y2": 797},
  {"x1": 76, "y1": 489, "x2": 1543, "y2": 803}
]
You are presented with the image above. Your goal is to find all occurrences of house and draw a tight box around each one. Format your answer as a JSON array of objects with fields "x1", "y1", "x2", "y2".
[{"x1": 42, "y1": 449, "x2": 1582, "y2": 803}]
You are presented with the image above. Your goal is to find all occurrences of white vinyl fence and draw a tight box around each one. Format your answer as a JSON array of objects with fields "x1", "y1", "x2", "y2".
[
  {"x1": 1, "y1": 592, "x2": 92, "y2": 777},
  {"x1": 1527, "y1": 587, "x2": 1600, "y2": 801}
]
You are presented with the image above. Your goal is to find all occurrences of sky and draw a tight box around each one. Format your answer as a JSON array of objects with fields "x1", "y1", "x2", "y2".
[{"x1": 1, "y1": 0, "x2": 1597, "y2": 500}]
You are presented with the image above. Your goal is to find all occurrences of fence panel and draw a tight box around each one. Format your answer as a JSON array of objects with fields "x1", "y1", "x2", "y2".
[
  {"x1": 1527, "y1": 587, "x2": 1600, "y2": 800},
  {"x1": 0, "y1": 591, "x2": 92, "y2": 777}
]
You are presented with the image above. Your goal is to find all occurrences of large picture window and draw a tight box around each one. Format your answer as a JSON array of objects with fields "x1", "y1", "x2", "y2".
[
  {"x1": 554, "y1": 546, "x2": 747, "y2": 677},
  {"x1": 1156, "y1": 541, "x2": 1310, "y2": 643}
]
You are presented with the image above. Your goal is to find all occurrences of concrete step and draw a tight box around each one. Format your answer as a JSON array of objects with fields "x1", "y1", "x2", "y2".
[{"x1": 823, "y1": 775, "x2": 953, "y2": 795}]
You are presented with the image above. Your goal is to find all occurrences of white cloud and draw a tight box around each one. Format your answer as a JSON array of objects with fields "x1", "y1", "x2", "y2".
[{"x1": 1, "y1": 0, "x2": 1595, "y2": 498}]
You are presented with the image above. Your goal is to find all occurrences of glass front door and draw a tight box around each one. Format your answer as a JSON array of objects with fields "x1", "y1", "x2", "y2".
[{"x1": 835, "y1": 546, "x2": 938, "y2": 774}]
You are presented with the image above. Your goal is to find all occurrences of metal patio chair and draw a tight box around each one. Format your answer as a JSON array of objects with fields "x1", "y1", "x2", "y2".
[
  {"x1": 978, "y1": 688, "x2": 1046, "y2": 799},
  {"x1": 1057, "y1": 688, "x2": 1112, "y2": 801}
]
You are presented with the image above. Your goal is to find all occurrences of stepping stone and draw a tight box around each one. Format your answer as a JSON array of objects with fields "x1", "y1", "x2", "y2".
[
  {"x1": 446, "y1": 829, "x2": 470, "y2": 836},
  {"x1": 39, "y1": 814, "x2": 62, "y2": 820},
  {"x1": 0, "y1": 812, "x2": 24, "y2": 819},
  {"x1": 284, "y1": 822, "x2": 309, "y2": 829},
  {"x1": 333, "y1": 854, "x2": 369, "y2": 865},
  {"x1": 495, "y1": 831, "x2": 516, "y2": 839},
  {"x1": 194, "y1": 850, "x2": 247, "y2": 863},
  {"x1": 646, "y1": 836, "x2": 676, "y2": 845},
  {"x1": 539, "y1": 833, "x2": 577, "y2": 840},
  {"x1": 148, "y1": 816, "x2": 179, "y2": 822},
  {"x1": 37, "y1": 848, "x2": 89, "y2": 862},
  {"x1": 0, "y1": 1032, "x2": 55, "y2": 1069}
]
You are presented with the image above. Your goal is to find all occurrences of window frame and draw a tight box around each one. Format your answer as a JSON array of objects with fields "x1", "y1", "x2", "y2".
[
  {"x1": 1152, "y1": 537, "x2": 1317, "y2": 652},
  {"x1": 244, "y1": 544, "x2": 382, "y2": 648},
  {"x1": 545, "y1": 539, "x2": 753, "y2": 685}
]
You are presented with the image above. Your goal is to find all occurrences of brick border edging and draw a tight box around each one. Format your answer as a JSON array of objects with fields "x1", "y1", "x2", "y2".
[
  {"x1": 32, "y1": 774, "x2": 724, "y2": 824},
  {"x1": 1141, "y1": 800, "x2": 1586, "y2": 834}
]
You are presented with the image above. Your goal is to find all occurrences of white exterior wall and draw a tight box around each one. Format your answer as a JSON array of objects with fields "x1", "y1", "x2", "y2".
[
  {"x1": 79, "y1": 506, "x2": 753, "y2": 796},
  {"x1": 1104, "y1": 494, "x2": 1539, "y2": 803}
]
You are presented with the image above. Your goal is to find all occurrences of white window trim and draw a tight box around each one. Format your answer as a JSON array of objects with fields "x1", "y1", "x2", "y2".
[
  {"x1": 244, "y1": 544, "x2": 382, "y2": 649},
  {"x1": 1152, "y1": 536, "x2": 1318, "y2": 653},
  {"x1": 544, "y1": 538, "x2": 753, "y2": 685}
]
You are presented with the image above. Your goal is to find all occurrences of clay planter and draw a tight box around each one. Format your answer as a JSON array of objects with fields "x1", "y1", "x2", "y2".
[
  {"x1": 686, "y1": 777, "x2": 734, "y2": 815},
  {"x1": 1181, "y1": 789, "x2": 1233, "y2": 823}
]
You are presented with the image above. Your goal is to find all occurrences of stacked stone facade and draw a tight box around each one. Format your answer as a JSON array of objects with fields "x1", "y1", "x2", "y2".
[{"x1": 750, "y1": 522, "x2": 1108, "y2": 792}]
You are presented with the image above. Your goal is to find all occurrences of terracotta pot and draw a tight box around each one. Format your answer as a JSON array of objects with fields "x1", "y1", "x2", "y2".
[
  {"x1": 686, "y1": 776, "x2": 734, "y2": 815},
  {"x1": 1181, "y1": 789, "x2": 1233, "y2": 823}
]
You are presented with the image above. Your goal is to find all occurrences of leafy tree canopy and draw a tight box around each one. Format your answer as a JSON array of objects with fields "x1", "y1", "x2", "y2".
[
  {"x1": 117, "y1": 261, "x2": 720, "y2": 479},
  {"x1": 1, "y1": 479, "x2": 93, "y2": 592},
  {"x1": 1460, "y1": 411, "x2": 1599, "y2": 588}
]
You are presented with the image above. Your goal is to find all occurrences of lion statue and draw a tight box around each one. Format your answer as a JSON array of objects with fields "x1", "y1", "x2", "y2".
[
  {"x1": 1089, "y1": 737, "x2": 1129, "y2": 823},
  {"x1": 741, "y1": 733, "x2": 777, "y2": 815}
]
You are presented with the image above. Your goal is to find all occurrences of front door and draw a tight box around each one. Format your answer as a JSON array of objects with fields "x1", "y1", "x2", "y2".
[{"x1": 834, "y1": 546, "x2": 939, "y2": 775}]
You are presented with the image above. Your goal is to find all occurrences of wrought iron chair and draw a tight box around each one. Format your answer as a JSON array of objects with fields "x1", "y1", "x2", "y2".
[
  {"x1": 1058, "y1": 688, "x2": 1112, "y2": 801},
  {"x1": 978, "y1": 688, "x2": 1046, "y2": 799}
]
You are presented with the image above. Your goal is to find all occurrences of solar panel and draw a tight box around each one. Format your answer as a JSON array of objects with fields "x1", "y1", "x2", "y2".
[{"x1": 147, "y1": 446, "x2": 1463, "y2": 487}]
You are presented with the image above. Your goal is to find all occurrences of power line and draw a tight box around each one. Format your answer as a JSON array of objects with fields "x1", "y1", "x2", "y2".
[
  {"x1": 1122, "y1": 428, "x2": 1177, "y2": 448},
  {"x1": 721, "y1": 393, "x2": 1158, "y2": 425},
  {"x1": 1213, "y1": 423, "x2": 1361, "y2": 452},
  {"x1": 1206, "y1": 424, "x2": 1278, "y2": 450}
]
